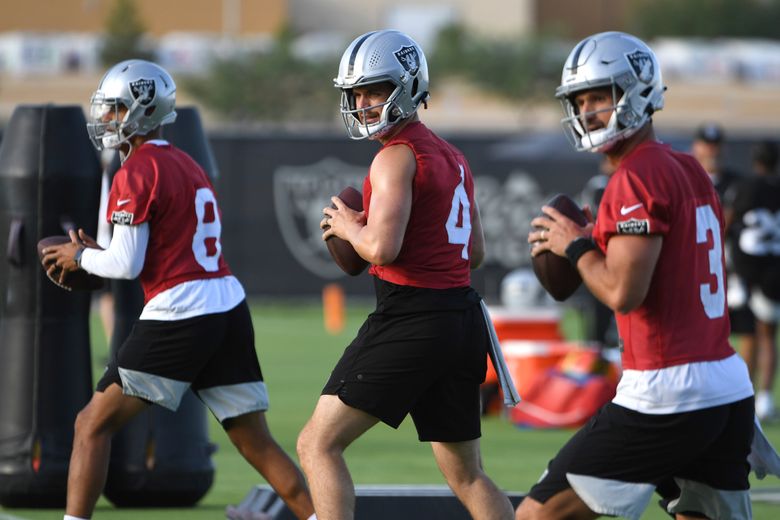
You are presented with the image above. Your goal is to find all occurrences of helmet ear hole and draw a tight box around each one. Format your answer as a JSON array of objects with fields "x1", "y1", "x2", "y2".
[
  {"x1": 411, "y1": 78, "x2": 419, "y2": 99},
  {"x1": 145, "y1": 106, "x2": 156, "y2": 117}
]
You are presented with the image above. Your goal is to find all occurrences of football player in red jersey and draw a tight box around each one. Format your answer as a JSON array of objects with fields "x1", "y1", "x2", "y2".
[
  {"x1": 296, "y1": 30, "x2": 514, "y2": 520},
  {"x1": 41, "y1": 60, "x2": 315, "y2": 520},
  {"x1": 518, "y1": 32, "x2": 756, "y2": 519}
]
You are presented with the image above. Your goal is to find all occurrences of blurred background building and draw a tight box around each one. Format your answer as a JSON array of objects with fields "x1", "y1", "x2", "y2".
[
  {"x1": 1, "y1": 0, "x2": 779, "y2": 133},
  {"x1": 1, "y1": 0, "x2": 779, "y2": 299}
]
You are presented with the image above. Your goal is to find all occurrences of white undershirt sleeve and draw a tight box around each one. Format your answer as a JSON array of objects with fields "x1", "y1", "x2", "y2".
[{"x1": 80, "y1": 222, "x2": 149, "y2": 279}]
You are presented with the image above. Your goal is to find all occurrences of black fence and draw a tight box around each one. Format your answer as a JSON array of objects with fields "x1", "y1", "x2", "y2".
[
  {"x1": 0, "y1": 120, "x2": 763, "y2": 302},
  {"x1": 207, "y1": 127, "x2": 759, "y2": 301}
]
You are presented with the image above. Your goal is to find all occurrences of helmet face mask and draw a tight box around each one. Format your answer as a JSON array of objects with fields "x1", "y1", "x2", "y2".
[
  {"x1": 339, "y1": 80, "x2": 404, "y2": 139},
  {"x1": 560, "y1": 83, "x2": 627, "y2": 153},
  {"x1": 555, "y1": 32, "x2": 665, "y2": 153},
  {"x1": 87, "y1": 93, "x2": 131, "y2": 151},
  {"x1": 86, "y1": 59, "x2": 177, "y2": 152},
  {"x1": 334, "y1": 30, "x2": 429, "y2": 140}
]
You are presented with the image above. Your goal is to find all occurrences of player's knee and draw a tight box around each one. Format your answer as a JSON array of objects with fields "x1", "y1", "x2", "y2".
[
  {"x1": 514, "y1": 496, "x2": 542, "y2": 520},
  {"x1": 297, "y1": 422, "x2": 333, "y2": 469},
  {"x1": 296, "y1": 426, "x2": 313, "y2": 467},
  {"x1": 442, "y1": 463, "x2": 482, "y2": 490},
  {"x1": 72, "y1": 408, "x2": 91, "y2": 439},
  {"x1": 225, "y1": 418, "x2": 274, "y2": 455},
  {"x1": 73, "y1": 406, "x2": 108, "y2": 440}
]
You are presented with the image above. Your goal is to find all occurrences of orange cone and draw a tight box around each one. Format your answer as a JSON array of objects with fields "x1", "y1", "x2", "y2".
[{"x1": 323, "y1": 283, "x2": 345, "y2": 334}]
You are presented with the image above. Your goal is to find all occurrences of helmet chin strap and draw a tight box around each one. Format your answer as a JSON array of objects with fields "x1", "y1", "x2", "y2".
[{"x1": 118, "y1": 142, "x2": 134, "y2": 163}]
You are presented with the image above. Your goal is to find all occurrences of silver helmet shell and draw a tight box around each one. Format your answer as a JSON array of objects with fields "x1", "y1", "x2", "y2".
[
  {"x1": 555, "y1": 31, "x2": 665, "y2": 153},
  {"x1": 334, "y1": 30, "x2": 430, "y2": 140},
  {"x1": 87, "y1": 59, "x2": 177, "y2": 151}
]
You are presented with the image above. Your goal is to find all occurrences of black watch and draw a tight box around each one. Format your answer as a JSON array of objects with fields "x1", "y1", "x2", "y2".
[{"x1": 74, "y1": 246, "x2": 85, "y2": 268}]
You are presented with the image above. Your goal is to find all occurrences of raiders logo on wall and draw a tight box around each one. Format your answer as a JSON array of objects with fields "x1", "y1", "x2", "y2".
[{"x1": 273, "y1": 158, "x2": 366, "y2": 279}]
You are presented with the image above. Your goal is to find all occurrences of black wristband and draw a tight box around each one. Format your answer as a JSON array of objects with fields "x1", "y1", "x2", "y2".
[{"x1": 565, "y1": 237, "x2": 597, "y2": 267}]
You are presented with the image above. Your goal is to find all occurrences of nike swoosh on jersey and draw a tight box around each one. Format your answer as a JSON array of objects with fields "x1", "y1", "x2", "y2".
[
  {"x1": 620, "y1": 203, "x2": 643, "y2": 215},
  {"x1": 117, "y1": 199, "x2": 131, "y2": 206}
]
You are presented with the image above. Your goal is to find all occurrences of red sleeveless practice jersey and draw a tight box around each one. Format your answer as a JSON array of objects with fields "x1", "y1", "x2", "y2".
[
  {"x1": 106, "y1": 142, "x2": 231, "y2": 302},
  {"x1": 364, "y1": 122, "x2": 474, "y2": 288},
  {"x1": 593, "y1": 141, "x2": 735, "y2": 371}
]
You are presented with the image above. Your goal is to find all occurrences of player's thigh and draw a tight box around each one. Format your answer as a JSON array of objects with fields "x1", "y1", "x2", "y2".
[
  {"x1": 667, "y1": 397, "x2": 754, "y2": 493},
  {"x1": 430, "y1": 439, "x2": 483, "y2": 481},
  {"x1": 301, "y1": 394, "x2": 380, "y2": 452},
  {"x1": 96, "y1": 314, "x2": 226, "y2": 410},
  {"x1": 529, "y1": 402, "x2": 748, "y2": 518},
  {"x1": 516, "y1": 489, "x2": 598, "y2": 520},
  {"x1": 322, "y1": 310, "x2": 465, "y2": 429},
  {"x1": 192, "y1": 301, "x2": 269, "y2": 423},
  {"x1": 77, "y1": 383, "x2": 150, "y2": 435},
  {"x1": 410, "y1": 304, "x2": 487, "y2": 442}
]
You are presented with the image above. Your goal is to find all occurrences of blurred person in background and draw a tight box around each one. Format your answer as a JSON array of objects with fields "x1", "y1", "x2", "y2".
[
  {"x1": 518, "y1": 31, "x2": 754, "y2": 519},
  {"x1": 726, "y1": 140, "x2": 780, "y2": 421},
  {"x1": 296, "y1": 29, "x2": 514, "y2": 520},
  {"x1": 690, "y1": 122, "x2": 741, "y2": 198},
  {"x1": 577, "y1": 157, "x2": 617, "y2": 348},
  {"x1": 692, "y1": 122, "x2": 757, "y2": 406}
]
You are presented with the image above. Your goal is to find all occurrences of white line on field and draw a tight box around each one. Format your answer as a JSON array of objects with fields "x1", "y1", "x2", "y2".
[{"x1": 0, "y1": 513, "x2": 31, "y2": 520}]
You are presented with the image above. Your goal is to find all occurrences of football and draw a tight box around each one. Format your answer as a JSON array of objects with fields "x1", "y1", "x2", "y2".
[
  {"x1": 531, "y1": 194, "x2": 589, "y2": 302},
  {"x1": 37, "y1": 236, "x2": 105, "y2": 292},
  {"x1": 325, "y1": 186, "x2": 369, "y2": 276}
]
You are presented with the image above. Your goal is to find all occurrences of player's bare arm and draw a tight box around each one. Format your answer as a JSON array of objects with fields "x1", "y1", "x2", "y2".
[
  {"x1": 529, "y1": 205, "x2": 661, "y2": 313},
  {"x1": 578, "y1": 235, "x2": 662, "y2": 313},
  {"x1": 470, "y1": 199, "x2": 485, "y2": 269},
  {"x1": 325, "y1": 144, "x2": 415, "y2": 265}
]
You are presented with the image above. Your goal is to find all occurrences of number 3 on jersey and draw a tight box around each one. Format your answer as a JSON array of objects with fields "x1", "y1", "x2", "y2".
[
  {"x1": 446, "y1": 164, "x2": 472, "y2": 260},
  {"x1": 696, "y1": 204, "x2": 725, "y2": 319},
  {"x1": 193, "y1": 187, "x2": 222, "y2": 272}
]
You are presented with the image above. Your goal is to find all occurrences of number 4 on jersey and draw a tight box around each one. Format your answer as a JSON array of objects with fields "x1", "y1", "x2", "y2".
[{"x1": 446, "y1": 164, "x2": 472, "y2": 260}]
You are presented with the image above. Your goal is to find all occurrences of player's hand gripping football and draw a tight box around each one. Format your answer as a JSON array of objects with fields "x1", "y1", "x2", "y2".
[
  {"x1": 528, "y1": 204, "x2": 596, "y2": 258},
  {"x1": 321, "y1": 195, "x2": 366, "y2": 243},
  {"x1": 41, "y1": 229, "x2": 102, "y2": 285}
]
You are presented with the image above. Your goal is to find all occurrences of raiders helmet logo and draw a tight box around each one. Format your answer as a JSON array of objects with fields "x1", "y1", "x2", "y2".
[
  {"x1": 394, "y1": 46, "x2": 420, "y2": 76},
  {"x1": 626, "y1": 51, "x2": 654, "y2": 83},
  {"x1": 129, "y1": 78, "x2": 156, "y2": 106}
]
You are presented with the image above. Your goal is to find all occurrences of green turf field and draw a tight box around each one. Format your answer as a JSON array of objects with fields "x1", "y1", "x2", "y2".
[{"x1": 2, "y1": 300, "x2": 780, "y2": 519}]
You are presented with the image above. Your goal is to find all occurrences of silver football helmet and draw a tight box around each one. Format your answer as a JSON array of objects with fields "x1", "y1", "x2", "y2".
[
  {"x1": 555, "y1": 32, "x2": 665, "y2": 153},
  {"x1": 334, "y1": 30, "x2": 430, "y2": 140},
  {"x1": 87, "y1": 59, "x2": 177, "y2": 152}
]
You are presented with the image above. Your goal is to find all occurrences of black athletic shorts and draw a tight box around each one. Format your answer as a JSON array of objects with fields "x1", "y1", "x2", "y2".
[
  {"x1": 97, "y1": 300, "x2": 268, "y2": 422},
  {"x1": 528, "y1": 398, "x2": 754, "y2": 518},
  {"x1": 322, "y1": 277, "x2": 488, "y2": 442},
  {"x1": 729, "y1": 305, "x2": 756, "y2": 334}
]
